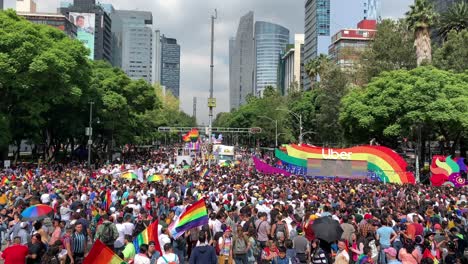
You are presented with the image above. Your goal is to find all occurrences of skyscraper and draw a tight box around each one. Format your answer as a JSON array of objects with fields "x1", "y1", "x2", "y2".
[
  {"x1": 364, "y1": 0, "x2": 381, "y2": 20},
  {"x1": 0, "y1": 0, "x2": 3, "y2": 10},
  {"x1": 254, "y1": 21, "x2": 290, "y2": 97},
  {"x1": 111, "y1": 10, "x2": 154, "y2": 83},
  {"x1": 229, "y1": 11, "x2": 255, "y2": 110},
  {"x1": 60, "y1": 0, "x2": 112, "y2": 62},
  {"x1": 303, "y1": 0, "x2": 365, "y2": 89},
  {"x1": 160, "y1": 35, "x2": 180, "y2": 98}
]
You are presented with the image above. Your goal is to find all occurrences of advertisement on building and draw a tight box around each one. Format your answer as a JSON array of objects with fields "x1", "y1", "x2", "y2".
[{"x1": 69, "y1": 12, "x2": 95, "y2": 59}]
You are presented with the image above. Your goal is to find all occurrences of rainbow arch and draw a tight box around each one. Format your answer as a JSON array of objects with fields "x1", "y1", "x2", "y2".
[{"x1": 276, "y1": 144, "x2": 415, "y2": 184}]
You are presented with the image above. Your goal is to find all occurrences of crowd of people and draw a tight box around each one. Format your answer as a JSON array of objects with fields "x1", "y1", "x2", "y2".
[{"x1": 0, "y1": 147, "x2": 466, "y2": 264}]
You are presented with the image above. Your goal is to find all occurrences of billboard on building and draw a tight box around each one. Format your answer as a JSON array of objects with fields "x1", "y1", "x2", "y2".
[{"x1": 69, "y1": 12, "x2": 95, "y2": 59}]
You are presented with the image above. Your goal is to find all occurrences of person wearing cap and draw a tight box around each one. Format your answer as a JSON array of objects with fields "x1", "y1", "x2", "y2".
[
  {"x1": 383, "y1": 247, "x2": 401, "y2": 264},
  {"x1": 218, "y1": 226, "x2": 233, "y2": 264},
  {"x1": 157, "y1": 243, "x2": 180, "y2": 264}
]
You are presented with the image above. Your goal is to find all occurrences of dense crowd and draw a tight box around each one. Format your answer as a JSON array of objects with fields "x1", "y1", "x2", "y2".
[{"x1": 0, "y1": 148, "x2": 466, "y2": 264}]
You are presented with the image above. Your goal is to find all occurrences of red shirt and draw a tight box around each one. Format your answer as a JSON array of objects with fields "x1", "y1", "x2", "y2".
[{"x1": 2, "y1": 244, "x2": 29, "y2": 264}]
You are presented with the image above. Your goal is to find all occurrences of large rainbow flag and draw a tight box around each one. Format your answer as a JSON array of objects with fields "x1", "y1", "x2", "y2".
[
  {"x1": 84, "y1": 239, "x2": 126, "y2": 264},
  {"x1": 133, "y1": 220, "x2": 161, "y2": 255},
  {"x1": 275, "y1": 144, "x2": 414, "y2": 184},
  {"x1": 169, "y1": 199, "x2": 209, "y2": 238}
]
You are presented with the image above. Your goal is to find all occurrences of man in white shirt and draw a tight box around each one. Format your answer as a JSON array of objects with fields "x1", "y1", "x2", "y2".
[
  {"x1": 157, "y1": 243, "x2": 179, "y2": 264},
  {"x1": 114, "y1": 216, "x2": 126, "y2": 251},
  {"x1": 158, "y1": 227, "x2": 172, "y2": 255},
  {"x1": 122, "y1": 215, "x2": 135, "y2": 236}
]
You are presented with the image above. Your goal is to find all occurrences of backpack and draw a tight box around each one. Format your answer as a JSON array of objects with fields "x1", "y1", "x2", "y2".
[
  {"x1": 161, "y1": 255, "x2": 178, "y2": 264},
  {"x1": 100, "y1": 222, "x2": 115, "y2": 245},
  {"x1": 275, "y1": 223, "x2": 286, "y2": 239},
  {"x1": 233, "y1": 236, "x2": 248, "y2": 255}
]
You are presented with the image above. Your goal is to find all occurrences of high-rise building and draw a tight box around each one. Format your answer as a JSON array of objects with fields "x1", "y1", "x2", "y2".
[
  {"x1": 303, "y1": 0, "x2": 366, "y2": 89},
  {"x1": 111, "y1": 10, "x2": 154, "y2": 83},
  {"x1": 229, "y1": 11, "x2": 255, "y2": 110},
  {"x1": 60, "y1": 0, "x2": 112, "y2": 62},
  {"x1": 160, "y1": 35, "x2": 180, "y2": 98},
  {"x1": 278, "y1": 34, "x2": 304, "y2": 95},
  {"x1": 254, "y1": 21, "x2": 289, "y2": 97},
  {"x1": 328, "y1": 19, "x2": 377, "y2": 71},
  {"x1": 0, "y1": 0, "x2": 4, "y2": 10},
  {"x1": 364, "y1": 0, "x2": 381, "y2": 20}
]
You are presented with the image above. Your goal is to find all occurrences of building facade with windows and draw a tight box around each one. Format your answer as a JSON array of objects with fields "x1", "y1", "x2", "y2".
[
  {"x1": 60, "y1": 0, "x2": 112, "y2": 62},
  {"x1": 160, "y1": 35, "x2": 180, "y2": 98},
  {"x1": 278, "y1": 34, "x2": 304, "y2": 95},
  {"x1": 254, "y1": 21, "x2": 289, "y2": 97},
  {"x1": 328, "y1": 19, "x2": 376, "y2": 71},
  {"x1": 111, "y1": 10, "x2": 154, "y2": 83},
  {"x1": 303, "y1": 0, "x2": 368, "y2": 89},
  {"x1": 229, "y1": 11, "x2": 255, "y2": 110}
]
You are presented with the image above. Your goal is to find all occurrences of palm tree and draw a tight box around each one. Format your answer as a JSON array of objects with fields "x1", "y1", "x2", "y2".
[
  {"x1": 438, "y1": 0, "x2": 468, "y2": 40},
  {"x1": 406, "y1": 0, "x2": 438, "y2": 66},
  {"x1": 305, "y1": 54, "x2": 330, "y2": 83}
]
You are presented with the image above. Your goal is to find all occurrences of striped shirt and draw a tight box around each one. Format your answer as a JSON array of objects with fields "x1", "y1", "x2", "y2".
[{"x1": 72, "y1": 232, "x2": 86, "y2": 254}]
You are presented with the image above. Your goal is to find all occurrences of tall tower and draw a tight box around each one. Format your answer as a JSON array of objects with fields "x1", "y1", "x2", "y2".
[
  {"x1": 364, "y1": 0, "x2": 381, "y2": 20},
  {"x1": 229, "y1": 11, "x2": 255, "y2": 110},
  {"x1": 254, "y1": 21, "x2": 290, "y2": 97},
  {"x1": 111, "y1": 10, "x2": 154, "y2": 83},
  {"x1": 160, "y1": 35, "x2": 181, "y2": 98}
]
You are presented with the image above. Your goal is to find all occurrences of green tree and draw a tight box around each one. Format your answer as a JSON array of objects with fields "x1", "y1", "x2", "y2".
[
  {"x1": 340, "y1": 66, "x2": 468, "y2": 152},
  {"x1": 358, "y1": 19, "x2": 417, "y2": 84},
  {"x1": 0, "y1": 10, "x2": 92, "y2": 160},
  {"x1": 438, "y1": 0, "x2": 468, "y2": 40},
  {"x1": 406, "y1": 0, "x2": 438, "y2": 66},
  {"x1": 433, "y1": 29, "x2": 468, "y2": 72},
  {"x1": 305, "y1": 54, "x2": 330, "y2": 84}
]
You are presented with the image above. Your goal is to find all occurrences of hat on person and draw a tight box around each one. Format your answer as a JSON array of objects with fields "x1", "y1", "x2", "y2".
[
  {"x1": 424, "y1": 231, "x2": 436, "y2": 238},
  {"x1": 383, "y1": 247, "x2": 397, "y2": 257},
  {"x1": 364, "y1": 213, "x2": 372, "y2": 220},
  {"x1": 434, "y1": 224, "x2": 442, "y2": 230},
  {"x1": 225, "y1": 227, "x2": 232, "y2": 232}
]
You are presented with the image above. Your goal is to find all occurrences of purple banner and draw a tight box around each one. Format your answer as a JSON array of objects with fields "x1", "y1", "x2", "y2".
[{"x1": 253, "y1": 157, "x2": 292, "y2": 176}]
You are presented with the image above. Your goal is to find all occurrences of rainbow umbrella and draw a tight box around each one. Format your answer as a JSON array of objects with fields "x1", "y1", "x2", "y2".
[
  {"x1": 21, "y1": 204, "x2": 54, "y2": 221},
  {"x1": 121, "y1": 172, "x2": 137, "y2": 180},
  {"x1": 147, "y1": 174, "x2": 163, "y2": 182}
]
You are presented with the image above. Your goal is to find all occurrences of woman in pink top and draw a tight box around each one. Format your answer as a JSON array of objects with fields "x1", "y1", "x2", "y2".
[
  {"x1": 49, "y1": 219, "x2": 62, "y2": 246},
  {"x1": 398, "y1": 241, "x2": 421, "y2": 264}
]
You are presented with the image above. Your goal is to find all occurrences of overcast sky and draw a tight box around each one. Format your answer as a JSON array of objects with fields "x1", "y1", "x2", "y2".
[{"x1": 8, "y1": 0, "x2": 413, "y2": 124}]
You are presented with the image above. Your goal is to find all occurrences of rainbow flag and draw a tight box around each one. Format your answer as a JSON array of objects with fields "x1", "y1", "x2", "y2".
[
  {"x1": 169, "y1": 199, "x2": 209, "y2": 238},
  {"x1": 200, "y1": 168, "x2": 209, "y2": 177},
  {"x1": 422, "y1": 248, "x2": 438, "y2": 264},
  {"x1": 133, "y1": 220, "x2": 161, "y2": 255},
  {"x1": 1, "y1": 176, "x2": 9, "y2": 185},
  {"x1": 102, "y1": 190, "x2": 111, "y2": 212},
  {"x1": 83, "y1": 239, "x2": 126, "y2": 264}
]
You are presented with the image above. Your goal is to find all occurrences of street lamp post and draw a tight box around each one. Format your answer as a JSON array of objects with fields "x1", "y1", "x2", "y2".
[
  {"x1": 258, "y1": 116, "x2": 278, "y2": 147},
  {"x1": 87, "y1": 102, "x2": 94, "y2": 175},
  {"x1": 207, "y1": 9, "x2": 217, "y2": 167},
  {"x1": 276, "y1": 108, "x2": 303, "y2": 145}
]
